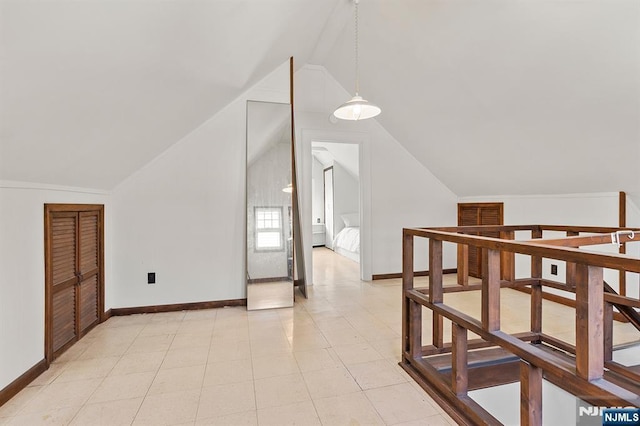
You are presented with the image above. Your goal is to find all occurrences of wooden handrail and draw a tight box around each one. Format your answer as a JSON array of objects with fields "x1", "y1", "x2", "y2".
[
  {"x1": 400, "y1": 224, "x2": 640, "y2": 425},
  {"x1": 405, "y1": 227, "x2": 640, "y2": 273}
]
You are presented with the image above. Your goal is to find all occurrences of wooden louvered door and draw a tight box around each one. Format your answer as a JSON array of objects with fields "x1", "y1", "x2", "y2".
[
  {"x1": 457, "y1": 203, "x2": 503, "y2": 278},
  {"x1": 45, "y1": 204, "x2": 104, "y2": 362},
  {"x1": 50, "y1": 211, "x2": 79, "y2": 355},
  {"x1": 77, "y1": 211, "x2": 100, "y2": 336}
]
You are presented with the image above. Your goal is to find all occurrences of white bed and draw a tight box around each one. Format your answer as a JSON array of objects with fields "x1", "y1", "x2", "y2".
[{"x1": 333, "y1": 226, "x2": 360, "y2": 263}]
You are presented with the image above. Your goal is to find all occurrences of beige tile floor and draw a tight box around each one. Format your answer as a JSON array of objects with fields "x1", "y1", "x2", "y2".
[{"x1": 0, "y1": 248, "x2": 638, "y2": 425}]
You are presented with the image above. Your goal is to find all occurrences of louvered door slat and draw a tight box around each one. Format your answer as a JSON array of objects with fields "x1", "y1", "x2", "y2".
[
  {"x1": 480, "y1": 207, "x2": 502, "y2": 238},
  {"x1": 50, "y1": 213, "x2": 79, "y2": 353},
  {"x1": 460, "y1": 208, "x2": 478, "y2": 227},
  {"x1": 79, "y1": 275, "x2": 98, "y2": 334},
  {"x1": 52, "y1": 284, "x2": 76, "y2": 352},
  {"x1": 78, "y1": 212, "x2": 100, "y2": 336},
  {"x1": 80, "y1": 213, "x2": 98, "y2": 273},
  {"x1": 51, "y1": 215, "x2": 76, "y2": 286}
]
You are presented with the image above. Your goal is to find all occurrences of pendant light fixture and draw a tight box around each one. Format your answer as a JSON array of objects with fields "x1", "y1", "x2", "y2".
[{"x1": 333, "y1": 0, "x2": 381, "y2": 121}]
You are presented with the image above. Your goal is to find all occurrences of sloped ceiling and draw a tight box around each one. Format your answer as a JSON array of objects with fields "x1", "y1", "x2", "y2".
[
  {"x1": 2, "y1": 0, "x2": 638, "y2": 199},
  {"x1": 0, "y1": 0, "x2": 341, "y2": 189},
  {"x1": 312, "y1": 142, "x2": 359, "y2": 179},
  {"x1": 323, "y1": 0, "x2": 640, "y2": 197}
]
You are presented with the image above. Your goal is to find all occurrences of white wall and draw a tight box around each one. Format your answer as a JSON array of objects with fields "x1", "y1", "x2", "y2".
[
  {"x1": 311, "y1": 157, "x2": 324, "y2": 225},
  {"x1": 625, "y1": 197, "x2": 640, "y2": 299},
  {"x1": 459, "y1": 192, "x2": 630, "y2": 295},
  {"x1": 0, "y1": 182, "x2": 111, "y2": 390},
  {"x1": 332, "y1": 162, "x2": 359, "y2": 235},
  {"x1": 295, "y1": 65, "x2": 459, "y2": 279},
  {"x1": 110, "y1": 60, "x2": 458, "y2": 310},
  {"x1": 111, "y1": 61, "x2": 290, "y2": 308}
]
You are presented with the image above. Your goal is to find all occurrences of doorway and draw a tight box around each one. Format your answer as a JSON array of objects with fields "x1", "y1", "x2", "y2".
[
  {"x1": 323, "y1": 166, "x2": 334, "y2": 250},
  {"x1": 300, "y1": 129, "x2": 372, "y2": 282},
  {"x1": 311, "y1": 141, "x2": 361, "y2": 265},
  {"x1": 44, "y1": 204, "x2": 105, "y2": 362}
]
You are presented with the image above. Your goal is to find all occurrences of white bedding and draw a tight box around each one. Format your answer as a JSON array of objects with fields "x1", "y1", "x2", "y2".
[{"x1": 333, "y1": 226, "x2": 360, "y2": 253}]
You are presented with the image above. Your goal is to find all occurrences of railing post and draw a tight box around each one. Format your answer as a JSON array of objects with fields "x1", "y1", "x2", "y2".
[
  {"x1": 457, "y1": 243, "x2": 469, "y2": 286},
  {"x1": 482, "y1": 249, "x2": 501, "y2": 331},
  {"x1": 520, "y1": 360, "x2": 543, "y2": 426},
  {"x1": 575, "y1": 263, "x2": 604, "y2": 381},
  {"x1": 566, "y1": 231, "x2": 579, "y2": 288},
  {"x1": 402, "y1": 230, "x2": 414, "y2": 357},
  {"x1": 620, "y1": 191, "x2": 627, "y2": 296},
  {"x1": 531, "y1": 228, "x2": 543, "y2": 336},
  {"x1": 429, "y1": 238, "x2": 444, "y2": 348},
  {"x1": 409, "y1": 300, "x2": 422, "y2": 359},
  {"x1": 452, "y1": 323, "x2": 468, "y2": 396},
  {"x1": 604, "y1": 301, "x2": 613, "y2": 362},
  {"x1": 500, "y1": 230, "x2": 515, "y2": 282}
]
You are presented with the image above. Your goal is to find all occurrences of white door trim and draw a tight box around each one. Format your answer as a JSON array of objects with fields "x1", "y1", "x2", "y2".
[{"x1": 299, "y1": 128, "x2": 372, "y2": 283}]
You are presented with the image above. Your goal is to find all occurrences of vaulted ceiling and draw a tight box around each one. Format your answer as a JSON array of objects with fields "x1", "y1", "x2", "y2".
[
  {"x1": 2, "y1": 0, "x2": 639, "y2": 200},
  {"x1": 0, "y1": 0, "x2": 343, "y2": 189},
  {"x1": 324, "y1": 0, "x2": 640, "y2": 199}
]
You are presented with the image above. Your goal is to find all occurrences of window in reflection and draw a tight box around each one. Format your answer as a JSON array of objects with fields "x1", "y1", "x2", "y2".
[{"x1": 255, "y1": 207, "x2": 283, "y2": 251}]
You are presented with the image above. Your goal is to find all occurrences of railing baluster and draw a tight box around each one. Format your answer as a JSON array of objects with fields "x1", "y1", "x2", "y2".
[
  {"x1": 575, "y1": 263, "x2": 604, "y2": 381},
  {"x1": 520, "y1": 360, "x2": 543, "y2": 426},
  {"x1": 500, "y1": 230, "x2": 515, "y2": 281},
  {"x1": 566, "y1": 231, "x2": 579, "y2": 288},
  {"x1": 531, "y1": 228, "x2": 543, "y2": 336},
  {"x1": 429, "y1": 238, "x2": 444, "y2": 348},
  {"x1": 402, "y1": 230, "x2": 414, "y2": 356},
  {"x1": 482, "y1": 248, "x2": 501, "y2": 332},
  {"x1": 409, "y1": 300, "x2": 422, "y2": 360},
  {"x1": 604, "y1": 301, "x2": 613, "y2": 362},
  {"x1": 452, "y1": 323, "x2": 468, "y2": 396},
  {"x1": 457, "y1": 243, "x2": 469, "y2": 286},
  {"x1": 400, "y1": 225, "x2": 640, "y2": 424}
]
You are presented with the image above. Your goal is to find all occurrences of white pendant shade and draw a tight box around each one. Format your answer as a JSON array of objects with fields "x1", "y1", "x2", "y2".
[
  {"x1": 333, "y1": 95, "x2": 381, "y2": 121},
  {"x1": 333, "y1": 0, "x2": 381, "y2": 121}
]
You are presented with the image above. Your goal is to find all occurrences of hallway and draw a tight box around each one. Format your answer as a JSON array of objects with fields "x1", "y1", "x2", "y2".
[
  {"x1": 1, "y1": 248, "x2": 638, "y2": 424},
  {"x1": 0, "y1": 248, "x2": 452, "y2": 425}
]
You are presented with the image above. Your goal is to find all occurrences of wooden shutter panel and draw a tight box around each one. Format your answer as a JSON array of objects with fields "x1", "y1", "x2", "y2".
[
  {"x1": 480, "y1": 206, "x2": 502, "y2": 238},
  {"x1": 78, "y1": 211, "x2": 100, "y2": 335},
  {"x1": 51, "y1": 213, "x2": 78, "y2": 353},
  {"x1": 52, "y1": 289, "x2": 76, "y2": 352},
  {"x1": 480, "y1": 207, "x2": 501, "y2": 226},
  {"x1": 79, "y1": 275, "x2": 98, "y2": 333},
  {"x1": 52, "y1": 215, "x2": 76, "y2": 286},
  {"x1": 459, "y1": 207, "x2": 478, "y2": 227},
  {"x1": 458, "y1": 206, "x2": 480, "y2": 277},
  {"x1": 458, "y1": 203, "x2": 504, "y2": 279},
  {"x1": 80, "y1": 213, "x2": 98, "y2": 273}
]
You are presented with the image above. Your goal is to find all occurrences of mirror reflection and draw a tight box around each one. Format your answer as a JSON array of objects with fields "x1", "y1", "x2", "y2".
[{"x1": 246, "y1": 100, "x2": 294, "y2": 310}]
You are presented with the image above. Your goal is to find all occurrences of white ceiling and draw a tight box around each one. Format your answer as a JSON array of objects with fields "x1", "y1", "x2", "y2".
[
  {"x1": 1, "y1": 0, "x2": 639, "y2": 199},
  {"x1": 0, "y1": 0, "x2": 341, "y2": 189},
  {"x1": 326, "y1": 0, "x2": 640, "y2": 197},
  {"x1": 247, "y1": 101, "x2": 290, "y2": 166},
  {"x1": 312, "y1": 142, "x2": 359, "y2": 179}
]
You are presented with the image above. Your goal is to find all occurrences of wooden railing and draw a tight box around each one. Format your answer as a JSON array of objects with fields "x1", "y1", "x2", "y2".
[{"x1": 401, "y1": 225, "x2": 640, "y2": 425}]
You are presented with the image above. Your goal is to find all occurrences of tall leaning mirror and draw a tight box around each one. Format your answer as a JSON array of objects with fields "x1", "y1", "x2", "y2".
[{"x1": 246, "y1": 101, "x2": 294, "y2": 310}]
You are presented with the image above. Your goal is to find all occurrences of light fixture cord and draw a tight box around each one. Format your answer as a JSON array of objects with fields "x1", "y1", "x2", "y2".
[{"x1": 354, "y1": 0, "x2": 359, "y2": 96}]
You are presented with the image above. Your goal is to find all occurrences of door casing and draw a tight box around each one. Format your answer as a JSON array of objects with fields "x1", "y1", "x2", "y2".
[{"x1": 44, "y1": 203, "x2": 105, "y2": 364}]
